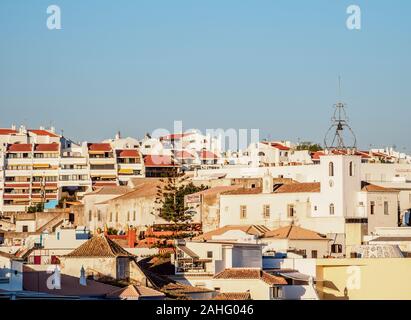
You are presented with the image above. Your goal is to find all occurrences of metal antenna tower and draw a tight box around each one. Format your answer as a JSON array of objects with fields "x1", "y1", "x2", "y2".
[{"x1": 324, "y1": 78, "x2": 357, "y2": 151}]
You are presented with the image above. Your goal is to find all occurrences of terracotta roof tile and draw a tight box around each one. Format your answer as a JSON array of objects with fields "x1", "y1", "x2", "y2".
[
  {"x1": 116, "y1": 149, "x2": 140, "y2": 158},
  {"x1": 106, "y1": 284, "x2": 165, "y2": 299},
  {"x1": 222, "y1": 187, "x2": 262, "y2": 195},
  {"x1": 64, "y1": 234, "x2": 133, "y2": 258},
  {"x1": 174, "y1": 150, "x2": 195, "y2": 159},
  {"x1": 0, "y1": 129, "x2": 17, "y2": 135},
  {"x1": 199, "y1": 150, "x2": 219, "y2": 160},
  {"x1": 214, "y1": 268, "x2": 287, "y2": 285},
  {"x1": 28, "y1": 129, "x2": 59, "y2": 137},
  {"x1": 263, "y1": 225, "x2": 329, "y2": 241},
  {"x1": 34, "y1": 143, "x2": 60, "y2": 152},
  {"x1": 88, "y1": 143, "x2": 112, "y2": 152},
  {"x1": 194, "y1": 225, "x2": 270, "y2": 241},
  {"x1": 361, "y1": 182, "x2": 399, "y2": 193},
  {"x1": 274, "y1": 182, "x2": 320, "y2": 193},
  {"x1": 144, "y1": 155, "x2": 179, "y2": 167},
  {"x1": 213, "y1": 292, "x2": 252, "y2": 300},
  {"x1": 7, "y1": 144, "x2": 32, "y2": 152}
]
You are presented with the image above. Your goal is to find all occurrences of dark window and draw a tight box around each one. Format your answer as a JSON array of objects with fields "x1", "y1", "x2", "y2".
[
  {"x1": 331, "y1": 244, "x2": 343, "y2": 254},
  {"x1": 370, "y1": 201, "x2": 375, "y2": 215},
  {"x1": 311, "y1": 250, "x2": 318, "y2": 258},
  {"x1": 207, "y1": 251, "x2": 213, "y2": 259},
  {"x1": 22, "y1": 225, "x2": 28, "y2": 232}
]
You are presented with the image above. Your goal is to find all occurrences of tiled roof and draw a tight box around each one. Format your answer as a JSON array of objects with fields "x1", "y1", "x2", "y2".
[
  {"x1": 85, "y1": 186, "x2": 132, "y2": 196},
  {"x1": 199, "y1": 150, "x2": 219, "y2": 160},
  {"x1": 0, "y1": 129, "x2": 17, "y2": 135},
  {"x1": 34, "y1": 143, "x2": 60, "y2": 152},
  {"x1": 274, "y1": 182, "x2": 320, "y2": 193},
  {"x1": 194, "y1": 225, "x2": 270, "y2": 241},
  {"x1": 188, "y1": 185, "x2": 243, "y2": 197},
  {"x1": 23, "y1": 267, "x2": 120, "y2": 297},
  {"x1": 162, "y1": 282, "x2": 214, "y2": 293},
  {"x1": 106, "y1": 284, "x2": 165, "y2": 299},
  {"x1": 222, "y1": 187, "x2": 263, "y2": 195},
  {"x1": 7, "y1": 144, "x2": 32, "y2": 152},
  {"x1": 361, "y1": 182, "x2": 399, "y2": 193},
  {"x1": 28, "y1": 129, "x2": 59, "y2": 137},
  {"x1": 109, "y1": 180, "x2": 165, "y2": 201},
  {"x1": 160, "y1": 133, "x2": 194, "y2": 140},
  {"x1": 144, "y1": 155, "x2": 178, "y2": 167},
  {"x1": 213, "y1": 292, "x2": 252, "y2": 300},
  {"x1": 214, "y1": 268, "x2": 287, "y2": 285},
  {"x1": 263, "y1": 225, "x2": 329, "y2": 241},
  {"x1": 261, "y1": 142, "x2": 290, "y2": 151},
  {"x1": 64, "y1": 233, "x2": 133, "y2": 258},
  {"x1": 174, "y1": 150, "x2": 195, "y2": 159},
  {"x1": 88, "y1": 143, "x2": 112, "y2": 152},
  {"x1": 116, "y1": 149, "x2": 140, "y2": 158}
]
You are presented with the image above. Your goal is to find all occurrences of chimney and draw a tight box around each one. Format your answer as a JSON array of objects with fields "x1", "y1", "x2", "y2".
[
  {"x1": 11, "y1": 124, "x2": 16, "y2": 131},
  {"x1": 50, "y1": 126, "x2": 55, "y2": 133},
  {"x1": 115, "y1": 131, "x2": 121, "y2": 140},
  {"x1": 19, "y1": 125, "x2": 26, "y2": 134},
  {"x1": 40, "y1": 126, "x2": 45, "y2": 130},
  {"x1": 79, "y1": 266, "x2": 87, "y2": 286},
  {"x1": 262, "y1": 169, "x2": 273, "y2": 194},
  {"x1": 128, "y1": 227, "x2": 137, "y2": 248}
]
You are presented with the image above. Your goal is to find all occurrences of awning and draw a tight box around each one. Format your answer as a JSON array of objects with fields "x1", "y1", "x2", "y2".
[
  {"x1": 277, "y1": 271, "x2": 314, "y2": 282},
  {"x1": 178, "y1": 246, "x2": 199, "y2": 259},
  {"x1": 118, "y1": 168, "x2": 134, "y2": 175},
  {"x1": 90, "y1": 174, "x2": 117, "y2": 178},
  {"x1": 33, "y1": 164, "x2": 50, "y2": 168}
]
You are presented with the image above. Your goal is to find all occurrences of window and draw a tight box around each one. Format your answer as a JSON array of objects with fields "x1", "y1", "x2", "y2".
[
  {"x1": 97, "y1": 210, "x2": 101, "y2": 221},
  {"x1": 240, "y1": 205, "x2": 247, "y2": 219},
  {"x1": 314, "y1": 206, "x2": 318, "y2": 211},
  {"x1": 133, "y1": 210, "x2": 136, "y2": 221},
  {"x1": 331, "y1": 244, "x2": 343, "y2": 254},
  {"x1": 370, "y1": 201, "x2": 375, "y2": 215},
  {"x1": 109, "y1": 212, "x2": 113, "y2": 222},
  {"x1": 263, "y1": 205, "x2": 270, "y2": 219},
  {"x1": 272, "y1": 287, "x2": 283, "y2": 299},
  {"x1": 127, "y1": 211, "x2": 130, "y2": 221},
  {"x1": 287, "y1": 204, "x2": 295, "y2": 217},
  {"x1": 311, "y1": 250, "x2": 318, "y2": 258},
  {"x1": 207, "y1": 251, "x2": 213, "y2": 259},
  {"x1": 116, "y1": 212, "x2": 119, "y2": 222},
  {"x1": 329, "y1": 204, "x2": 335, "y2": 215},
  {"x1": 22, "y1": 225, "x2": 28, "y2": 232},
  {"x1": 329, "y1": 162, "x2": 334, "y2": 177},
  {"x1": 88, "y1": 210, "x2": 92, "y2": 221},
  {"x1": 384, "y1": 201, "x2": 389, "y2": 215},
  {"x1": 349, "y1": 162, "x2": 354, "y2": 176}
]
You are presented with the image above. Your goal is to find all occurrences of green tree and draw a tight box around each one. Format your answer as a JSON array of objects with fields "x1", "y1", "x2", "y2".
[
  {"x1": 155, "y1": 173, "x2": 208, "y2": 225},
  {"x1": 296, "y1": 142, "x2": 323, "y2": 152}
]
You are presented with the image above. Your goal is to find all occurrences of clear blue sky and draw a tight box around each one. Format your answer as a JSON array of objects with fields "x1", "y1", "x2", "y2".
[{"x1": 0, "y1": 0, "x2": 410, "y2": 151}]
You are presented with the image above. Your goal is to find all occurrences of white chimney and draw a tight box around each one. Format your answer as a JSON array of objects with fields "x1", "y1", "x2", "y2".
[
  {"x1": 79, "y1": 266, "x2": 87, "y2": 286},
  {"x1": 11, "y1": 124, "x2": 16, "y2": 131},
  {"x1": 50, "y1": 126, "x2": 55, "y2": 133},
  {"x1": 40, "y1": 126, "x2": 45, "y2": 130},
  {"x1": 262, "y1": 169, "x2": 273, "y2": 194}
]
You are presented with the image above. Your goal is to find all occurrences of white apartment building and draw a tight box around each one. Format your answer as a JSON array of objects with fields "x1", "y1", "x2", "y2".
[{"x1": 0, "y1": 127, "x2": 144, "y2": 215}]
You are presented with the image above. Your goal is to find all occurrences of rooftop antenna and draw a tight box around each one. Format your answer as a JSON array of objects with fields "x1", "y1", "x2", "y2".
[{"x1": 324, "y1": 77, "x2": 357, "y2": 151}]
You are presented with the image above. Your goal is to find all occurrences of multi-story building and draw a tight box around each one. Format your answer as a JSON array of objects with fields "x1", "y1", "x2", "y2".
[{"x1": 0, "y1": 127, "x2": 145, "y2": 215}]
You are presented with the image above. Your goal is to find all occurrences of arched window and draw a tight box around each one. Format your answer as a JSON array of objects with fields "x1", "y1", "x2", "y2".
[
  {"x1": 329, "y1": 204, "x2": 335, "y2": 215},
  {"x1": 349, "y1": 161, "x2": 354, "y2": 176},
  {"x1": 258, "y1": 152, "x2": 265, "y2": 157},
  {"x1": 329, "y1": 162, "x2": 334, "y2": 177}
]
